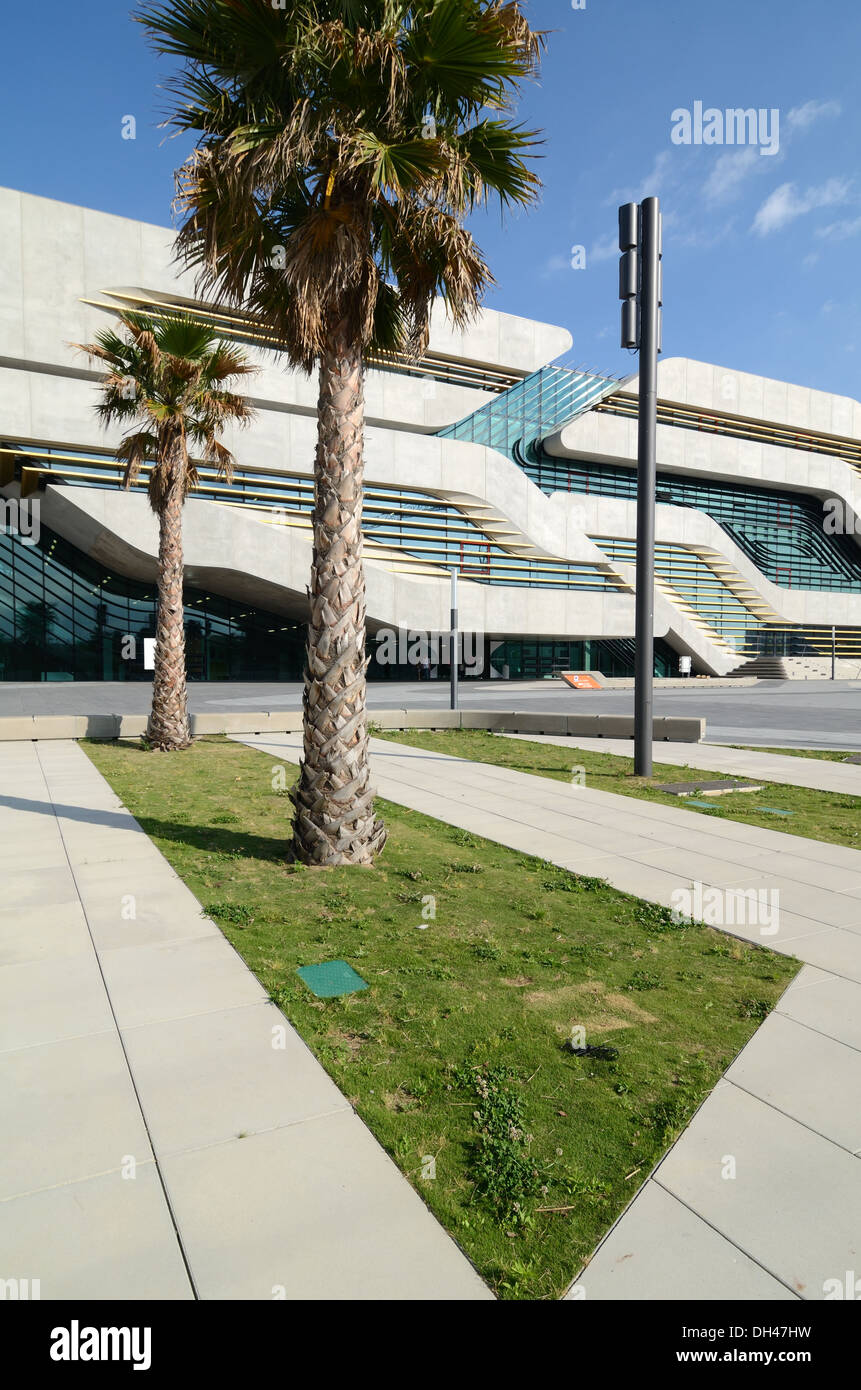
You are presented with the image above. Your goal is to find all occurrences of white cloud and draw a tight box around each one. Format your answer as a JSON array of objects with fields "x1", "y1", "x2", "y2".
[
  {"x1": 670, "y1": 217, "x2": 736, "y2": 250},
  {"x1": 606, "y1": 151, "x2": 676, "y2": 207},
  {"x1": 588, "y1": 232, "x2": 619, "y2": 264},
  {"x1": 787, "y1": 99, "x2": 842, "y2": 131},
  {"x1": 816, "y1": 214, "x2": 861, "y2": 241},
  {"x1": 703, "y1": 148, "x2": 759, "y2": 203},
  {"x1": 540, "y1": 252, "x2": 569, "y2": 278},
  {"x1": 751, "y1": 178, "x2": 852, "y2": 236}
]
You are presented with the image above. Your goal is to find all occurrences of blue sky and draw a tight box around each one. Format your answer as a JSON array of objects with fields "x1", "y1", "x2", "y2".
[{"x1": 1, "y1": 0, "x2": 860, "y2": 397}]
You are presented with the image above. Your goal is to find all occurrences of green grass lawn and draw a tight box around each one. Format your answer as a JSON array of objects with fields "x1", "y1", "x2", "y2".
[
  {"x1": 85, "y1": 735, "x2": 798, "y2": 1301},
  {"x1": 374, "y1": 729, "x2": 861, "y2": 851}
]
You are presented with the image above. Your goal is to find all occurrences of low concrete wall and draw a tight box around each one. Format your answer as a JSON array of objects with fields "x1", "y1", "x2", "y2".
[
  {"x1": 0, "y1": 709, "x2": 705, "y2": 742},
  {"x1": 780, "y1": 658, "x2": 861, "y2": 681},
  {"x1": 0, "y1": 714, "x2": 149, "y2": 741}
]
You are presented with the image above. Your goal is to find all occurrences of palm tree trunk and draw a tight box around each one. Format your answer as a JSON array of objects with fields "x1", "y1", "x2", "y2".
[
  {"x1": 147, "y1": 450, "x2": 191, "y2": 751},
  {"x1": 291, "y1": 325, "x2": 386, "y2": 865}
]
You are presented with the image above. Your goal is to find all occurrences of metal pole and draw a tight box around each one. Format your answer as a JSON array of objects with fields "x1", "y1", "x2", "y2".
[
  {"x1": 450, "y1": 568, "x2": 459, "y2": 711},
  {"x1": 832, "y1": 625, "x2": 836, "y2": 681},
  {"x1": 634, "y1": 197, "x2": 660, "y2": 777}
]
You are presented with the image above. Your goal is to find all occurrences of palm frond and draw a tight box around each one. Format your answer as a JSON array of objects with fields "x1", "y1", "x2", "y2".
[
  {"x1": 116, "y1": 430, "x2": 158, "y2": 489},
  {"x1": 77, "y1": 307, "x2": 256, "y2": 508},
  {"x1": 139, "y1": 0, "x2": 546, "y2": 362}
]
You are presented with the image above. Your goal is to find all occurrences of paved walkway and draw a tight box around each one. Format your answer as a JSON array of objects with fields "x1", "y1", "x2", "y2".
[
  {"x1": 238, "y1": 733, "x2": 861, "y2": 1301},
  {"x1": 0, "y1": 740, "x2": 491, "y2": 1300},
  {"x1": 502, "y1": 733, "x2": 861, "y2": 797}
]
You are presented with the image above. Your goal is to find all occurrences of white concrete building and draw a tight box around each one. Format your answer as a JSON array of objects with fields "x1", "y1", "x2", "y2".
[{"x1": 2, "y1": 185, "x2": 860, "y2": 683}]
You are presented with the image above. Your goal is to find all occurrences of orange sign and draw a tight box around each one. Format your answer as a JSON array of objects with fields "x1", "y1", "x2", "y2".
[{"x1": 561, "y1": 672, "x2": 602, "y2": 690}]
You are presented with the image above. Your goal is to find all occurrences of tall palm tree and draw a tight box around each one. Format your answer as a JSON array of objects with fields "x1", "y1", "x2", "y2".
[
  {"x1": 137, "y1": 0, "x2": 546, "y2": 858},
  {"x1": 76, "y1": 312, "x2": 255, "y2": 750}
]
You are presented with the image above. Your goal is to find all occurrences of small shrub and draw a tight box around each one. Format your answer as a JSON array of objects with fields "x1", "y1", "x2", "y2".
[
  {"x1": 626, "y1": 969, "x2": 661, "y2": 991},
  {"x1": 204, "y1": 902, "x2": 255, "y2": 926},
  {"x1": 737, "y1": 997, "x2": 770, "y2": 1021},
  {"x1": 649, "y1": 1092, "x2": 695, "y2": 1141},
  {"x1": 541, "y1": 869, "x2": 604, "y2": 894},
  {"x1": 451, "y1": 829, "x2": 479, "y2": 848},
  {"x1": 630, "y1": 901, "x2": 686, "y2": 932},
  {"x1": 459, "y1": 1065, "x2": 542, "y2": 1226}
]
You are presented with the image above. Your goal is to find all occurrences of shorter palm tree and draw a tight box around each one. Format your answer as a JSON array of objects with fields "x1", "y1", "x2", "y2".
[{"x1": 76, "y1": 312, "x2": 255, "y2": 749}]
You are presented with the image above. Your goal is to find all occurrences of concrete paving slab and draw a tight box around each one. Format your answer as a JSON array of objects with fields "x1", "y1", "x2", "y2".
[
  {"x1": 715, "y1": 877, "x2": 861, "y2": 931},
  {"x1": 0, "y1": 836, "x2": 69, "y2": 871},
  {"x1": 572, "y1": 1180, "x2": 797, "y2": 1301},
  {"x1": 0, "y1": 900, "x2": 91, "y2": 967},
  {"x1": 656, "y1": 1083, "x2": 861, "y2": 1298},
  {"x1": 0, "y1": 1031, "x2": 153, "y2": 1200},
  {"x1": 120, "y1": 1002, "x2": 350, "y2": 1156},
  {"x1": 98, "y1": 935, "x2": 268, "y2": 1030},
  {"x1": 777, "y1": 968, "x2": 861, "y2": 1050},
  {"x1": 0, "y1": 1164, "x2": 193, "y2": 1300},
  {"x1": 0, "y1": 951, "x2": 114, "y2": 1053},
  {"x1": 768, "y1": 926, "x2": 861, "y2": 982},
  {"x1": 71, "y1": 857, "x2": 185, "y2": 891},
  {"x1": 160, "y1": 1109, "x2": 492, "y2": 1300},
  {"x1": 740, "y1": 852, "x2": 861, "y2": 895},
  {"x1": 66, "y1": 835, "x2": 171, "y2": 868},
  {"x1": 58, "y1": 828, "x2": 164, "y2": 865},
  {"x1": 84, "y1": 897, "x2": 221, "y2": 953},
  {"x1": 726, "y1": 1012, "x2": 861, "y2": 1152},
  {"x1": 1, "y1": 865, "x2": 82, "y2": 912},
  {"x1": 628, "y1": 845, "x2": 771, "y2": 887},
  {"x1": 560, "y1": 812, "x2": 768, "y2": 861}
]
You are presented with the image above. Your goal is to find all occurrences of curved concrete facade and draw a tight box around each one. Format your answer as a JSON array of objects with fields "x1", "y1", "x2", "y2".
[{"x1": 1, "y1": 185, "x2": 859, "y2": 680}]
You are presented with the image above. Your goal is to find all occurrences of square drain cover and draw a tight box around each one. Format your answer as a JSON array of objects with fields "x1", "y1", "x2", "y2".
[{"x1": 297, "y1": 960, "x2": 369, "y2": 998}]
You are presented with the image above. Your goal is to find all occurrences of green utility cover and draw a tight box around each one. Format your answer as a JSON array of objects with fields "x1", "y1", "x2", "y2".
[
  {"x1": 756, "y1": 806, "x2": 795, "y2": 817},
  {"x1": 297, "y1": 960, "x2": 369, "y2": 998}
]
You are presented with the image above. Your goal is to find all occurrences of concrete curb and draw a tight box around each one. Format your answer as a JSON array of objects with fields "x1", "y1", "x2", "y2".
[{"x1": 0, "y1": 710, "x2": 706, "y2": 743}]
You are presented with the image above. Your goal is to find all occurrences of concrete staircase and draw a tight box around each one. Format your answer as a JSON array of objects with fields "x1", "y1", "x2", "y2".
[{"x1": 725, "y1": 655, "x2": 789, "y2": 680}]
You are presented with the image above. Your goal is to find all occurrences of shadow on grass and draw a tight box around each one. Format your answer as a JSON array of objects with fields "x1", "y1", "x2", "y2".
[
  {"x1": 133, "y1": 814, "x2": 294, "y2": 865},
  {"x1": 0, "y1": 789, "x2": 295, "y2": 865},
  {"x1": 81, "y1": 737, "x2": 299, "y2": 865}
]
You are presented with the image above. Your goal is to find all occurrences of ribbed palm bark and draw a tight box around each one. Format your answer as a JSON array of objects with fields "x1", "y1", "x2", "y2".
[
  {"x1": 291, "y1": 326, "x2": 386, "y2": 865},
  {"x1": 147, "y1": 446, "x2": 191, "y2": 751}
]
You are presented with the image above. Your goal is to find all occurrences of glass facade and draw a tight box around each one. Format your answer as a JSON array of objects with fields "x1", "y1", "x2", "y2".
[
  {"x1": 13, "y1": 447, "x2": 624, "y2": 595},
  {"x1": 0, "y1": 521, "x2": 659, "y2": 685},
  {"x1": 487, "y1": 637, "x2": 677, "y2": 681},
  {"x1": 0, "y1": 522, "x2": 305, "y2": 682},
  {"x1": 368, "y1": 636, "x2": 677, "y2": 682},
  {"x1": 524, "y1": 449, "x2": 861, "y2": 594},
  {"x1": 438, "y1": 364, "x2": 617, "y2": 457}
]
